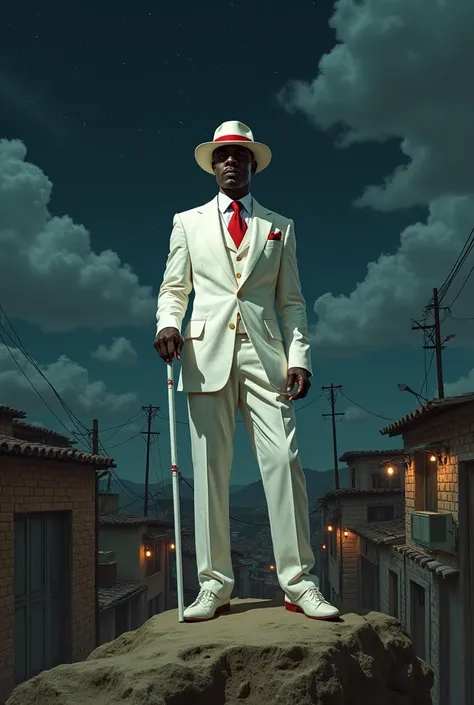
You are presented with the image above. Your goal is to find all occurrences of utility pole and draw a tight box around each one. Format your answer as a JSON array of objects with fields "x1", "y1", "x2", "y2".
[
  {"x1": 432, "y1": 288, "x2": 444, "y2": 399},
  {"x1": 321, "y1": 384, "x2": 344, "y2": 490},
  {"x1": 141, "y1": 405, "x2": 160, "y2": 516},
  {"x1": 92, "y1": 418, "x2": 99, "y2": 454},
  {"x1": 412, "y1": 287, "x2": 445, "y2": 399}
]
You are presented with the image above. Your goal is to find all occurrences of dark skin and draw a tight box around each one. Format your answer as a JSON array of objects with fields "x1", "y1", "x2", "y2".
[{"x1": 154, "y1": 144, "x2": 311, "y2": 401}]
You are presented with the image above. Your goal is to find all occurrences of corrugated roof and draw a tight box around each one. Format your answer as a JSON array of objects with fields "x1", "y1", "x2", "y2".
[
  {"x1": 393, "y1": 545, "x2": 459, "y2": 578},
  {"x1": 0, "y1": 405, "x2": 26, "y2": 419},
  {"x1": 99, "y1": 514, "x2": 173, "y2": 527},
  {"x1": 339, "y1": 449, "x2": 404, "y2": 463},
  {"x1": 320, "y1": 488, "x2": 402, "y2": 506},
  {"x1": 349, "y1": 519, "x2": 405, "y2": 545},
  {"x1": 380, "y1": 393, "x2": 474, "y2": 437},
  {"x1": 98, "y1": 580, "x2": 147, "y2": 610},
  {"x1": 0, "y1": 433, "x2": 114, "y2": 467}
]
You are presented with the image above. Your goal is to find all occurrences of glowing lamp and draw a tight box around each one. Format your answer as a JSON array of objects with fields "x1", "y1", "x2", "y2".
[
  {"x1": 145, "y1": 549, "x2": 152, "y2": 558},
  {"x1": 327, "y1": 525, "x2": 333, "y2": 532},
  {"x1": 170, "y1": 543, "x2": 176, "y2": 550},
  {"x1": 386, "y1": 465, "x2": 394, "y2": 475},
  {"x1": 429, "y1": 453, "x2": 437, "y2": 463},
  {"x1": 343, "y1": 529, "x2": 349, "y2": 538}
]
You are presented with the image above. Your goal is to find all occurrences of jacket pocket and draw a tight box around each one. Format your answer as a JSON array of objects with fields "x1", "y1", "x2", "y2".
[
  {"x1": 263, "y1": 319, "x2": 283, "y2": 341},
  {"x1": 184, "y1": 318, "x2": 206, "y2": 340}
]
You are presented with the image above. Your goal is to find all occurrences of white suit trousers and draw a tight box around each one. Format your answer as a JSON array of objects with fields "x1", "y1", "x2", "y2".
[{"x1": 187, "y1": 334, "x2": 318, "y2": 602}]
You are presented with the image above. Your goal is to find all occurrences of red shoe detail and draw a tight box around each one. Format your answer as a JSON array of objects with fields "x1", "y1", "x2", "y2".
[{"x1": 285, "y1": 601, "x2": 338, "y2": 621}]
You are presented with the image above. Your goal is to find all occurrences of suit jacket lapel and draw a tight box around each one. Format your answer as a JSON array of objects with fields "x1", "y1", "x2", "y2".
[
  {"x1": 238, "y1": 199, "x2": 274, "y2": 288},
  {"x1": 197, "y1": 197, "x2": 236, "y2": 287}
]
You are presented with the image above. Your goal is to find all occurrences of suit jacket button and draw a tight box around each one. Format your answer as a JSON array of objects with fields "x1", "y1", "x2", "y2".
[
  {"x1": 237, "y1": 291, "x2": 242, "y2": 299},
  {"x1": 236, "y1": 273, "x2": 241, "y2": 279},
  {"x1": 236, "y1": 255, "x2": 242, "y2": 261},
  {"x1": 229, "y1": 323, "x2": 236, "y2": 330}
]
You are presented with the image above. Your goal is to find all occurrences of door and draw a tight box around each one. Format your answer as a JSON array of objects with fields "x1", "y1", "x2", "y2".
[
  {"x1": 410, "y1": 580, "x2": 426, "y2": 661},
  {"x1": 388, "y1": 569, "x2": 399, "y2": 618},
  {"x1": 14, "y1": 511, "x2": 72, "y2": 685},
  {"x1": 360, "y1": 555, "x2": 379, "y2": 611}
]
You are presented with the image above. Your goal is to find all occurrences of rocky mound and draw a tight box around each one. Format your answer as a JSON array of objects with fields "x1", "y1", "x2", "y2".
[{"x1": 7, "y1": 598, "x2": 433, "y2": 705}]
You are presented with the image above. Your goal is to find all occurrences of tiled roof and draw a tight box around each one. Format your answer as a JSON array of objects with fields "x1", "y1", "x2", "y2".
[
  {"x1": 143, "y1": 530, "x2": 173, "y2": 541},
  {"x1": 380, "y1": 392, "x2": 474, "y2": 437},
  {"x1": 99, "y1": 514, "x2": 173, "y2": 527},
  {"x1": 0, "y1": 433, "x2": 114, "y2": 467},
  {"x1": 339, "y1": 449, "x2": 404, "y2": 463},
  {"x1": 0, "y1": 405, "x2": 26, "y2": 419},
  {"x1": 98, "y1": 580, "x2": 147, "y2": 610},
  {"x1": 392, "y1": 545, "x2": 459, "y2": 578},
  {"x1": 349, "y1": 519, "x2": 405, "y2": 545},
  {"x1": 13, "y1": 420, "x2": 75, "y2": 447},
  {"x1": 320, "y1": 488, "x2": 402, "y2": 506}
]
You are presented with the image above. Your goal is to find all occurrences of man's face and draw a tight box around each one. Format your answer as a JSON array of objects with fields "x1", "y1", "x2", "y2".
[{"x1": 212, "y1": 145, "x2": 257, "y2": 191}]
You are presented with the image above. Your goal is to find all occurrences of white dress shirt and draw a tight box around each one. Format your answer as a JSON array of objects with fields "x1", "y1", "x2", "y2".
[{"x1": 217, "y1": 191, "x2": 252, "y2": 227}]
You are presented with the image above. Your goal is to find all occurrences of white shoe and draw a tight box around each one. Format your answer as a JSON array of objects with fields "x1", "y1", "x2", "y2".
[
  {"x1": 285, "y1": 586, "x2": 340, "y2": 620},
  {"x1": 183, "y1": 589, "x2": 231, "y2": 622}
]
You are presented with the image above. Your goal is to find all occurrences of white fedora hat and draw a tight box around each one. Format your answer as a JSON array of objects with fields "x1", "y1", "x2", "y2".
[{"x1": 194, "y1": 120, "x2": 272, "y2": 175}]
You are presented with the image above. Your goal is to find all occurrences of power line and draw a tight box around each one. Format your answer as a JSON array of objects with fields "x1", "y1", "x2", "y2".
[
  {"x1": 437, "y1": 226, "x2": 474, "y2": 304},
  {"x1": 339, "y1": 391, "x2": 394, "y2": 422},
  {"x1": 103, "y1": 430, "x2": 144, "y2": 450},
  {"x1": 155, "y1": 392, "x2": 324, "y2": 428},
  {"x1": 0, "y1": 304, "x2": 91, "y2": 443}
]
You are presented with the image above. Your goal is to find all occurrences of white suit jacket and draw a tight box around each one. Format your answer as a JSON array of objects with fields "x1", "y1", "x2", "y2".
[{"x1": 156, "y1": 195, "x2": 312, "y2": 393}]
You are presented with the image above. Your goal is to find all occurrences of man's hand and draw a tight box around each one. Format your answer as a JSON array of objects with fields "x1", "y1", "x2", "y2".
[
  {"x1": 154, "y1": 327, "x2": 184, "y2": 363},
  {"x1": 286, "y1": 367, "x2": 311, "y2": 401}
]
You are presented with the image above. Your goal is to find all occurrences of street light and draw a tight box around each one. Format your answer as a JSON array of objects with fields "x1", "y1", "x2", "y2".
[{"x1": 397, "y1": 383, "x2": 428, "y2": 405}]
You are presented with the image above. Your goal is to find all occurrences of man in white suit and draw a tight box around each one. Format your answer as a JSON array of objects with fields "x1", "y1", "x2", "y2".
[{"x1": 154, "y1": 121, "x2": 339, "y2": 622}]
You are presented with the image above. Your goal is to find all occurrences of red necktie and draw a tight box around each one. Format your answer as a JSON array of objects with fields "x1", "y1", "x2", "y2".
[{"x1": 227, "y1": 201, "x2": 247, "y2": 249}]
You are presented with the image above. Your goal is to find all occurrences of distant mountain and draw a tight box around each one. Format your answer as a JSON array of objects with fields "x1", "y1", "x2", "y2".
[
  {"x1": 229, "y1": 468, "x2": 348, "y2": 508},
  {"x1": 101, "y1": 468, "x2": 348, "y2": 515}
]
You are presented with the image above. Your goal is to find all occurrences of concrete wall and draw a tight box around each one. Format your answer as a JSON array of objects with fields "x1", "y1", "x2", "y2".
[
  {"x1": 99, "y1": 525, "x2": 142, "y2": 581},
  {"x1": 323, "y1": 493, "x2": 403, "y2": 610},
  {"x1": 350, "y1": 455, "x2": 404, "y2": 491},
  {"x1": 0, "y1": 457, "x2": 96, "y2": 704}
]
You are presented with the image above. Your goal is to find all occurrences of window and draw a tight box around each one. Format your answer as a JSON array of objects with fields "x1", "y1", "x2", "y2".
[
  {"x1": 414, "y1": 453, "x2": 438, "y2": 511},
  {"x1": 371, "y1": 472, "x2": 401, "y2": 489},
  {"x1": 145, "y1": 541, "x2": 162, "y2": 577},
  {"x1": 410, "y1": 580, "x2": 426, "y2": 660},
  {"x1": 367, "y1": 505, "x2": 395, "y2": 523},
  {"x1": 350, "y1": 467, "x2": 356, "y2": 488},
  {"x1": 388, "y1": 570, "x2": 399, "y2": 618},
  {"x1": 328, "y1": 528, "x2": 337, "y2": 558}
]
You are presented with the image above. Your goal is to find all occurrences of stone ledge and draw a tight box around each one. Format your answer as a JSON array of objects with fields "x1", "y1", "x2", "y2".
[{"x1": 7, "y1": 599, "x2": 433, "y2": 705}]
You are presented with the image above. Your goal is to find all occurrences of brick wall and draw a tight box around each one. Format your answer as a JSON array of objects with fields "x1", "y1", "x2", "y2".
[
  {"x1": 403, "y1": 404, "x2": 474, "y2": 568},
  {"x1": 352, "y1": 456, "x2": 404, "y2": 490},
  {"x1": 0, "y1": 456, "x2": 96, "y2": 703},
  {"x1": 323, "y1": 494, "x2": 403, "y2": 610}
]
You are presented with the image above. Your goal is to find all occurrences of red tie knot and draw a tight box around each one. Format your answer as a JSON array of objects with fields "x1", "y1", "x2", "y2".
[{"x1": 231, "y1": 200, "x2": 242, "y2": 213}]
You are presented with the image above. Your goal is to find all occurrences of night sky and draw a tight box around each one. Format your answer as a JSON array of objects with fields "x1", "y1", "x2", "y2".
[{"x1": 1, "y1": 0, "x2": 473, "y2": 487}]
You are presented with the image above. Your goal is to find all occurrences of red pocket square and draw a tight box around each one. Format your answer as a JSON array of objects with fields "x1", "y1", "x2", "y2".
[{"x1": 268, "y1": 230, "x2": 282, "y2": 241}]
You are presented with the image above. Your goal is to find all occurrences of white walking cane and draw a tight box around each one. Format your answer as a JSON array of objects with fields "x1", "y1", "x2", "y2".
[{"x1": 167, "y1": 361, "x2": 185, "y2": 622}]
